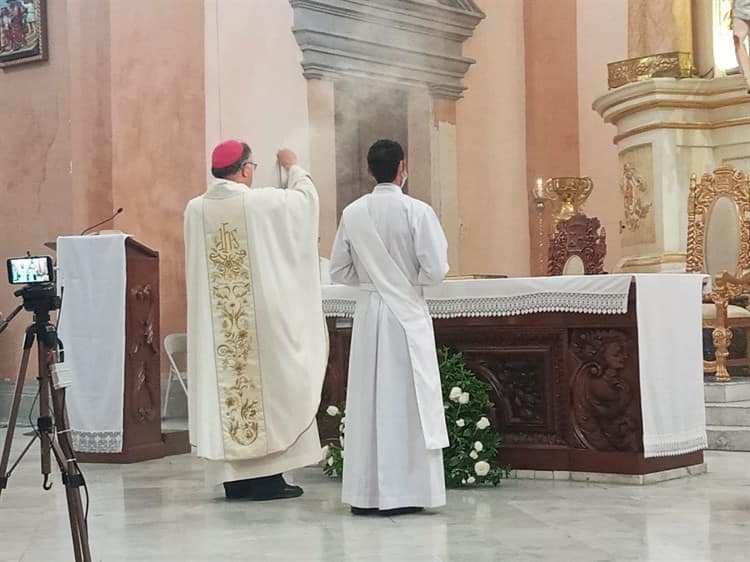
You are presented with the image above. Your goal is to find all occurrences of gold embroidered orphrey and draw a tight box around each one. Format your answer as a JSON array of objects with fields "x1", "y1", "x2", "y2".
[
  {"x1": 620, "y1": 163, "x2": 652, "y2": 232},
  {"x1": 203, "y1": 199, "x2": 267, "y2": 460}
]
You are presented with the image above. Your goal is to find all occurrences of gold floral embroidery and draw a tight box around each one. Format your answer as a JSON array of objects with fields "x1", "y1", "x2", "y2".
[{"x1": 208, "y1": 222, "x2": 261, "y2": 447}]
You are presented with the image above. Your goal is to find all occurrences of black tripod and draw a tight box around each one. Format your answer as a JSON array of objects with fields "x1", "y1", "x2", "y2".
[{"x1": 0, "y1": 285, "x2": 92, "y2": 562}]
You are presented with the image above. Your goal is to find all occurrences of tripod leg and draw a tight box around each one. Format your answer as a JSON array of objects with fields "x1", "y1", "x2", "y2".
[
  {"x1": 37, "y1": 343, "x2": 52, "y2": 486},
  {"x1": 48, "y1": 381, "x2": 92, "y2": 562},
  {"x1": 0, "y1": 330, "x2": 34, "y2": 496}
]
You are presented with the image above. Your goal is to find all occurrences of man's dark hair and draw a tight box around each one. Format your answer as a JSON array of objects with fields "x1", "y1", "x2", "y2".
[
  {"x1": 367, "y1": 140, "x2": 404, "y2": 184},
  {"x1": 211, "y1": 143, "x2": 252, "y2": 179}
]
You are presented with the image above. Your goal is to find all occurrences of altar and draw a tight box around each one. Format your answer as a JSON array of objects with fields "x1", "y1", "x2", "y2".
[{"x1": 321, "y1": 274, "x2": 708, "y2": 481}]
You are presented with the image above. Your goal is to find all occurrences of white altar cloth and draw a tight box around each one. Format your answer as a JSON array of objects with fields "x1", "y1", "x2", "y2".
[
  {"x1": 322, "y1": 274, "x2": 707, "y2": 458},
  {"x1": 57, "y1": 234, "x2": 128, "y2": 454}
]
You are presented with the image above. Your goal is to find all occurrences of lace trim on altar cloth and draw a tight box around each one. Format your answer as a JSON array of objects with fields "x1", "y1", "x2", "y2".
[
  {"x1": 71, "y1": 430, "x2": 123, "y2": 454},
  {"x1": 323, "y1": 291, "x2": 630, "y2": 319},
  {"x1": 643, "y1": 432, "x2": 708, "y2": 458}
]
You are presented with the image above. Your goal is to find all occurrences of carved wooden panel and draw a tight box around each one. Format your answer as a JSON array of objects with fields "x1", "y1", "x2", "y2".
[
  {"x1": 122, "y1": 241, "x2": 161, "y2": 449},
  {"x1": 569, "y1": 329, "x2": 642, "y2": 452},
  {"x1": 451, "y1": 331, "x2": 569, "y2": 448},
  {"x1": 318, "y1": 319, "x2": 351, "y2": 443},
  {"x1": 548, "y1": 214, "x2": 607, "y2": 276}
]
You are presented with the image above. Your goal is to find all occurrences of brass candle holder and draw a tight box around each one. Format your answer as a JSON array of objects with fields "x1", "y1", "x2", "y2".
[{"x1": 543, "y1": 177, "x2": 594, "y2": 223}]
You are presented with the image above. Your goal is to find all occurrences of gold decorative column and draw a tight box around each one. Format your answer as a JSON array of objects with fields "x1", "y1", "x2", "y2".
[{"x1": 628, "y1": 0, "x2": 693, "y2": 58}]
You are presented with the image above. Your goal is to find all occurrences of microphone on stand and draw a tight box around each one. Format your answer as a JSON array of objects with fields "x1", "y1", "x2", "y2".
[{"x1": 80, "y1": 208, "x2": 124, "y2": 236}]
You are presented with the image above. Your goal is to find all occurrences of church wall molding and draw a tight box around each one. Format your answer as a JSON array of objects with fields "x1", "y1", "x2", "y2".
[{"x1": 290, "y1": 0, "x2": 484, "y2": 100}]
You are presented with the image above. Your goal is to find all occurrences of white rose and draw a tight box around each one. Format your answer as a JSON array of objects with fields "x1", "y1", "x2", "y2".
[
  {"x1": 467, "y1": 476, "x2": 476, "y2": 484},
  {"x1": 458, "y1": 392, "x2": 470, "y2": 405},
  {"x1": 449, "y1": 387, "x2": 463, "y2": 401},
  {"x1": 339, "y1": 424, "x2": 345, "y2": 434},
  {"x1": 339, "y1": 436, "x2": 345, "y2": 448},
  {"x1": 476, "y1": 417, "x2": 491, "y2": 430},
  {"x1": 326, "y1": 406, "x2": 340, "y2": 417},
  {"x1": 470, "y1": 450, "x2": 479, "y2": 460},
  {"x1": 475, "y1": 461, "x2": 490, "y2": 476},
  {"x1": 327, "y1": 457, "x2": 335, "y2": 466},
  {"x1": 474, "y1": 441, "x2": 484, "y2": 452},
  {"x1": 456, "y1": 419, "x2": 466, "y2": 428},
  {"x1": 461, "y1": 479, "x2": 467, "y2": 485},
  {"x1": 340, "y1": 417, "x2": 346, "y2": 426},
  {"x1": 321, "y1": 445, "x2": 330, "y2": 458}
]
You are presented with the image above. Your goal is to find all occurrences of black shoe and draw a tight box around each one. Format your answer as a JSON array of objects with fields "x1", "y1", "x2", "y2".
[
  {"x1": 351, "y1": 506, "x2": 379, "y2": 516},
  {"x1": 224, "y1": 479, "x2": 254, "y2": 500},
  {"x1": 378, "y1": 507, "x2": 425, "y2": 516},
  {"x1": 250, "y1": 485, "x2": 304, "y2": 501},
  {"x1": 224, "y1": 475, "x2": 304, "y2": 501}
]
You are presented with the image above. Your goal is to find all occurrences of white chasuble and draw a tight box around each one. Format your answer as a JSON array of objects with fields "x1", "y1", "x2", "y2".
[{"x1": 184, "y1": 165, "x2": 327, "y2": 477}]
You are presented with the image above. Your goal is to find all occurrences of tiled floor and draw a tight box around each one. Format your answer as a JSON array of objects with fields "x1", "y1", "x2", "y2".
[{"x1": 1, "y1": 429, "x2": 750, "y2": 561}]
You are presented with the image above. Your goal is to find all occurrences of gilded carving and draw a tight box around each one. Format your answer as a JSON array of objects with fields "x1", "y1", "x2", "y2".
[
  {"x1": 570, "y1": 330, "x2": 641, "y2": 452},
  {"x1": 619, "y1": 145, "x2": 656, "y2": 247},
  {"x1": 686, "y1": 167, "x2": 750, "y2": 275},
  {"x1": 543, "y1": 177, "x2": 594, "y2": 223},
  {"x1": 607, "y1": 52, "x2": 693, "y2": 89},
  {"x1": 620, "y1": 164, "x2": 652, "y2": 232},
  {"x1": 208, "y1": 222, "x2": 262, "y2": 448}
]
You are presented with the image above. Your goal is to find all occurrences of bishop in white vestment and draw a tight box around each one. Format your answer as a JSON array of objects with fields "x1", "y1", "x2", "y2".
[
  {"x1": 330, "y1": 140, "x2": 450, "y2": 514},
  {"x1": 184, "y1": 141, "x2": 328, "y2": 500}
]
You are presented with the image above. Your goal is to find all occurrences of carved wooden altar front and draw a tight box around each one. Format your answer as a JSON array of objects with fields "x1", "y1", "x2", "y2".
[{"x1": 322, "y1": 284, "x2": 702, "y2": 474}]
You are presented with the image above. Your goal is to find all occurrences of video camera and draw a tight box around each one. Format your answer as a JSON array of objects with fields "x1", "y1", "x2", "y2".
[{"x1": 6, "y1": 256, "x2": 60, "y2": 317}]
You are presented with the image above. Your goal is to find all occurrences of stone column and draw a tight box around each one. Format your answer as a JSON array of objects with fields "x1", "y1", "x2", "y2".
[
  {"x1": 431, "y1": 96, "x2": 461, "y2": 271},
  {"x1": 306, "y1": 78, "x2": 338, "y2": 255},
  {"x1": 628, "y1": 0, "x2": 693, "y2": 57},
  {"x1": 407, "y1": 90, "x2": 460, "y2": 270}
]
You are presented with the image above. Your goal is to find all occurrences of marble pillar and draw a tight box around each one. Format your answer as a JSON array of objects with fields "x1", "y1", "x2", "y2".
[
  {"x1": 307, "y1": 79, "x2": 338, "y2": 256},
  {"x1": 407, "y1": 91, "x2": 460, "y2": 270},
  {"x1": 594, "y1": 76, "x2": 750, "y2": 272}
]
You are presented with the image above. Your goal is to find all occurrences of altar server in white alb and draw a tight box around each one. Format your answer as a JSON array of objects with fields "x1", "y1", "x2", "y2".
[
  {"x1": 330, "y1": 139, "x2": 450, "y2": 515},
  {"x1": 184, "y1": 140, "x2": 328, "y2": 501}
]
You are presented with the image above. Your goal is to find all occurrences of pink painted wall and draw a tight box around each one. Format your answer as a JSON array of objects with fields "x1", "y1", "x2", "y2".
[
  {"x1": 0, "y1": 0, "x2": 73, "y2": 379},
  {"x1": 457, "y1": 0, "x2": 529, "y2": 277},
  {"x1": 204, "y1": 0, "x2": 310, "y2": 188},
  {"x1": 524, "y1": 0, "x2": 582, "y2": 275},
  {"x1": 576, "y1": 0, "x2": 628, "y2": 271},
  {"x1": 108, "y1": 0, "x2": 206, "y2": 344}
]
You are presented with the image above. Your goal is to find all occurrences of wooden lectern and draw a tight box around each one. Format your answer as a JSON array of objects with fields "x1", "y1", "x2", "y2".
[{"x1": 46, "y1": 237, "x2": 189, "y2": 463}]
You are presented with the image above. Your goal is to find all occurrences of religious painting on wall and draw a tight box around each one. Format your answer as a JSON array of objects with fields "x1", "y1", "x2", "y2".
[
  {"x1": 0, "y1": 0, "x2": 47, "y2": 69},
  {"x1": 619, "y1": 144, "x2": 656, "y2": 248}
]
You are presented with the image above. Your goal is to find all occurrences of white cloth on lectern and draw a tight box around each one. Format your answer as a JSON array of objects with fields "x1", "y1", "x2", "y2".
[
  {"x1": 56, "y1": 234, "x2": 128, "y2": 453},
  {"x1": 634, "y1": 274, "x2": 708, "y2": 458}
]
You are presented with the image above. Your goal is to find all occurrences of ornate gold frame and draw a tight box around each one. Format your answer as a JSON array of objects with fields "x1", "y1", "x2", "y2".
[{"x1": 687, "y1": 167, "x2": 750, "y2": 381}]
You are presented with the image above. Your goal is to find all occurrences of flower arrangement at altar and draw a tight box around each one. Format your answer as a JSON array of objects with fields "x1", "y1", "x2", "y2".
[
  {"x1": 322, "y1": 405, "x2": 344, "y2": 478},
  {"x1": 439, "y1": 348, "x2": 508, "y2": 487},
  {"x1": 322, "y1": 349, "x2": 508, "y2": 487}
]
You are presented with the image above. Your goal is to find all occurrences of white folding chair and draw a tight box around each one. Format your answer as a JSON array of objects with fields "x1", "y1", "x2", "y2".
[{"x1": 163, "y1": 333, "x2": 187, "y2": 419}]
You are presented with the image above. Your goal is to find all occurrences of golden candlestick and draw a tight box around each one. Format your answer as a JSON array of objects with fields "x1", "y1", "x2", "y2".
[
  {"x1": 543, "y1": 177, "x2": 594, "y2": 223},
  {"x1": 533, "y1": 178, "x2": 546, "y2": 276}
]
